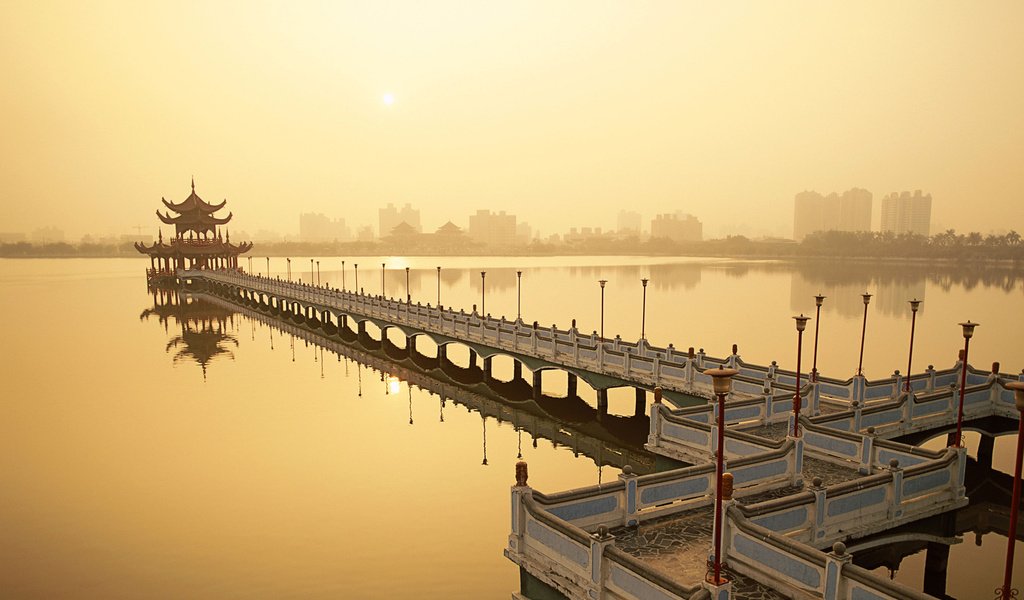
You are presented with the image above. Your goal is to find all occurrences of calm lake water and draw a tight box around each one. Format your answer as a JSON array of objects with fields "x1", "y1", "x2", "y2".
[{"x1": 2, "y1": 256, "x2": 1023, "y2": 598}]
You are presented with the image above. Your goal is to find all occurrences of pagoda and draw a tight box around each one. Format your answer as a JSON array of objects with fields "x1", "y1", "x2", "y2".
[{"x1": 135, "y1": 179, "x2": 253, "y2": 281}]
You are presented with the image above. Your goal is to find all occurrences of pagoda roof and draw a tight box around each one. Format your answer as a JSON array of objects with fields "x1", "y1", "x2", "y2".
[
  {"x1": 389, "y1": 221, "x2": 418, "y2": 236},
  {"x1": 157, "y1": 208, "x2": 233, "y2": 228},
  {"x1": 436, "y1": 221, "x2": 464, "y2": 235},
  {"x1": 135, "y1": 239, "x2": 253, "y2": 256},
  {"x1": 161, "y1": 179, "x2": 228, "y2": 214}
]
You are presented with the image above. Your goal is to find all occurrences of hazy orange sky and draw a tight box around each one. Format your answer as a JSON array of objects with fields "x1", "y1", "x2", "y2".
[{"x1": 2, "y1": 1, "x2": 1022, "y2": 240}]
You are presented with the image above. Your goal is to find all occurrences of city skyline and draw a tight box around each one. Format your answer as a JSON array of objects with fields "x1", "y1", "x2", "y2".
[{"x1": 2, "y1": 3, "x2": 1023, "y2": 241}]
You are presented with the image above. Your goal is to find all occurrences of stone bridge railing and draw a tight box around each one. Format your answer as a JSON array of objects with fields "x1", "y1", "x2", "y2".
[
  {"x1": 189, "y1": 270, "x2": 719, "y2": 397},
  {"x1": 527, "y1": 440, "x2": 799, "y2": 531},
  {"x1": 186, "y1": 269, "x2": 1013, "y2": 405},
  {"x1": 506, "y1": 440, "x2": 802, "y2": 600},
  {"x1": 508, "y1": 491, "x2": 701, "y2": 600},
  {"x1": 645, "y1": 400, "x2": 803, "y2": 464},
  {"x1": 724, "y1": 446, "x2": 966, "y2": 599},
  {"x1": 735, "y1": 357, "x2": 999, "y2": 405},
  {"x1": 811, "y1": 375, "x2": 1021, "y2": 438},
  {"x1": 508, "y1": 439, "x2": 965, "y2": 599},
  {"x1": 646, "y1": 374, "x2": 1021, "y2": 465}
]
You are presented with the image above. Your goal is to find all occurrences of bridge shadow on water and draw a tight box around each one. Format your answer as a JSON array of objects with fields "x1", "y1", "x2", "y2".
[{"x1": 141, "y1": 283, "x2": 659, "y2": 474}]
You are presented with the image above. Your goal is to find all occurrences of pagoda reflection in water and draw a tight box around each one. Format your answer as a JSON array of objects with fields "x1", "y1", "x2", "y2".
[{"x1": 141, "y1": 285, "x2": 238, "y2": 379}]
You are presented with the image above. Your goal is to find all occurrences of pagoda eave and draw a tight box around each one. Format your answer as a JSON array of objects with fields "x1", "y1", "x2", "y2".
[{"x1": 135, "y1": 240, "x2": 253, "y2": 257}]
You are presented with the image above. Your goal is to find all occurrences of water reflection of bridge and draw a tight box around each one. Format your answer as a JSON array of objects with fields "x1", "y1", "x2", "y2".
[{"x1": 154, "y1": 288, "x2": 657, "y2": 474}]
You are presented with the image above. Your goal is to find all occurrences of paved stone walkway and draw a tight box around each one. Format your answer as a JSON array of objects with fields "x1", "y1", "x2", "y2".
[
  {"x1": 610, "y1": 505, "x2": 784, "y2": 600},
  {"x1": 609, "y1": 456, "x2": 860, "y2": 598}
]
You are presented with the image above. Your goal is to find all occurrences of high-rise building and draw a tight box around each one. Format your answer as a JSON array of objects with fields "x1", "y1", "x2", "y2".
[
  {"x1": 839, "y1": 188, "x2": 872, "y2": 232},
  {"x1": 617, "y1": 210, "x2": 642, "y2": 234},
  {"x1": 379, "y1": 203, "x2": 421, "y2": 238},
  {"x1": 650, "y1": 212, "x2": 702, "y2": 242},
  {"x1": 299, "y1": 213, "x2": 350, "y2": 242},
  {"x1": 792, "y1": 188, "x2": 873, "y2": 241},
  {"x1": 468, "y1": 210, "x2": 517, "y2": 247},
  {"x1": 880, "y1": 190, "x2": 932, "y2": 236},
  {"x1": 516, "y1": 222, "x2": 533, "y2": 245}
]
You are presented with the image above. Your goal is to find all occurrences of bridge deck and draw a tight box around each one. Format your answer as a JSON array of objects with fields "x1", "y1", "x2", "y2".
[
  {"x1": 186, "y1": 269, "x2": 1011, "y2": 416},
  {"x1": 609, "y1": 456, "x2": 860, "y2": 597}
]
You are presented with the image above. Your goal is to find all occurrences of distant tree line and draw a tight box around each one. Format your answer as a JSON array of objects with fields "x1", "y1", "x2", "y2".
[
  {"x1": 794, "y1": 229, "x2": 1024, "y2": 260},
  {"x1": 0, "y1": 241, "x2": 140, "y2": 257},
  {"x1": 2, "y1": 229, "x2": 1021, "y2": 261}
]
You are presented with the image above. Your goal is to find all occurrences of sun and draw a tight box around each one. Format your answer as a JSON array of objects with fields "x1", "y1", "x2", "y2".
[{"x1": 382, "y1": 93, "x2": 395, "y2": 106}]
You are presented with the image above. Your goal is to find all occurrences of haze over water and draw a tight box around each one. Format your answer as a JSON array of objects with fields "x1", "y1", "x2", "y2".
[{"x1": 2, "y1": 256, "x2": 1023, "y2": 598}]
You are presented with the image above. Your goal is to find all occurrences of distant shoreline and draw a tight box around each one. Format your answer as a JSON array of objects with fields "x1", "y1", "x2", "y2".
[
  {"x1": 3, "y1": 230, "x2": 1022, "y2": 264},
  {"x1": 2, "y1": 248, "x2": 1021, "y2": 268}
]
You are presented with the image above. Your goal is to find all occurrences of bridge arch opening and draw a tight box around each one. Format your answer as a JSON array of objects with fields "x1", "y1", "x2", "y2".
[
  {"x1": 362, "y1": 321, "x2": 383, "y2": 342},
  {"x1": 605, "y1": 386, "x2": 650, "y2": 417},
  {"x1": 485, "y1": 354, "x2": 518, "y2": 383},
  {"x1": 443, "y1": 343, "x2": 476, "y2": 369},
  {"x1": 385, "y1": 327, "x2": 408, "y2": 350},
  {"x1": 411, "y1": 334, "x2": 438, "y2": 359}
]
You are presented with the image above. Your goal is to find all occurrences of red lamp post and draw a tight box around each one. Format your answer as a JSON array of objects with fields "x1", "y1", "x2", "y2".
[
  {"x1": 516, "y1": 270, "x2": 523, "y2": 320},
  {"x1": 999, "y1": 381, "x2": 1024, "y2": 600},
  {"x1": 812, "y1": 294, "x2": 825, "y2": 382},
  {"x1": 599, "y1": 280, "x2": 608, "y2": 339},
  {"x1": 905, "y1": 299, "x2": 922, "y2": 393},
  {"x1": 640, "y1": 278, "x2": 649, "y2": 341},
  {"x1": 706, "y1": 367, "x2": 739, "y2": 586},
  {"x1": 793, "y1": 314, "x2": 810, "y2": 437},
  {"x1": 480, "y1": 271, "x2": 486, "y2": 314},
  {"x1": 857, "y1": 293, "x2": 872, "y2": 376},
  {"x1": 952, "y1": 321, "x2": 978, "y2": 448}
]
